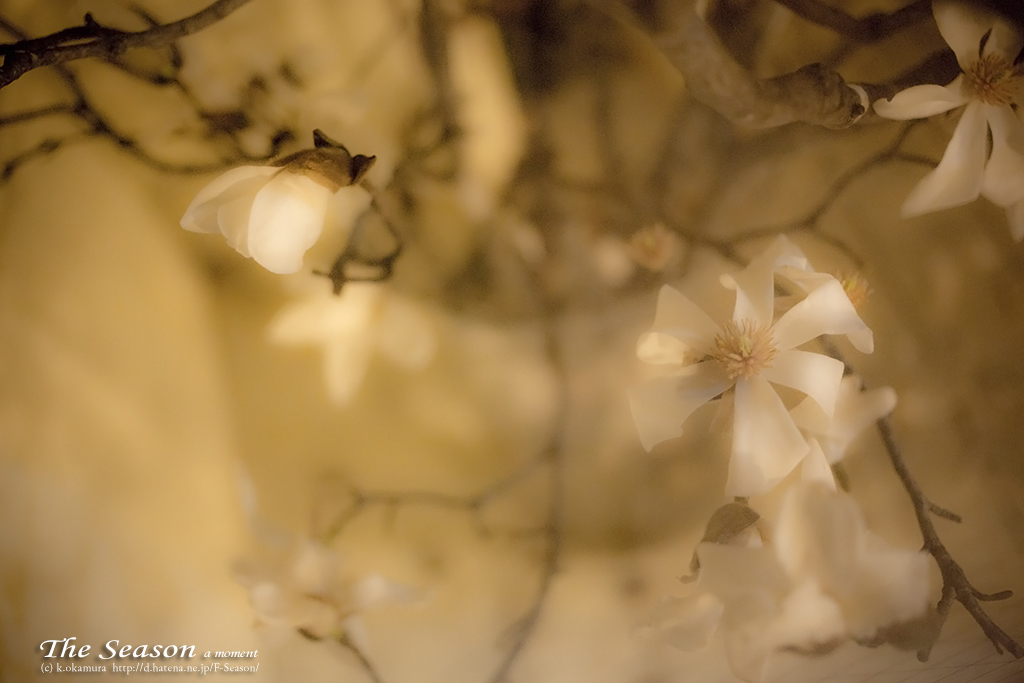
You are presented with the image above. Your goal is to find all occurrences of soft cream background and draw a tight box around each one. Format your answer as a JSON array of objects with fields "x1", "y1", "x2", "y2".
[{"x1": 1, "y1": 0, "x2": 1023, "y2": 682}]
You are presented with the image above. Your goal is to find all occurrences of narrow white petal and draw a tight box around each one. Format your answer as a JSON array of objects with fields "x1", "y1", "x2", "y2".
[
  {"x1": 324, "y1": 339, "x2": 375, "y2": 405},
  {"x1": 637, "y1": 332, "x2": 689, "y2": 365},
  {"x1": 1008, "y1": 200, "x2": 1024, "y2": 241},
  {"x1": 901, "y1": 101, "x2": 989, "y2": 217},
  {"x1": 649, "y1": 285, "x2": 720, "y2": 355},
  {"x1": 761, "y1": 349, "x2": 844, "y2": 418},
  {"x1": 933, "y1": 0, "x2": 996, "y2": 70},
  {"x1": 627, "y1": 362, "x2": 731, "y2": 452},
  {"x1": 728, "y1": 376, "x2": 808, "y2": 496},
  {"x1": 180, "y1": 165, "x2": 277, "y2": 233},
  {"x1": 982, "y1": 105, "x2": 1024, "y2": 206},
  {"x1": 872, "y1": 80, "x2": 968, "y2": 120},
  {"x1": 799, "y1": 438, "x2": 837, "y2": 490},
  {"x1": 828, "y1": 382, "x2": 897, "y2": 449},
  {"x1": 248, "y1": 172, "x2": 333, "y2": 274},
  {"x1": 215, "y1": 173, "x2": 279, "y2": 257},
  {"x1": 770, "y1": 279, "x2": 873, "y2": 353},
  {"x1": 730, "y1": 236, "x2": 808, "y2": 327}
]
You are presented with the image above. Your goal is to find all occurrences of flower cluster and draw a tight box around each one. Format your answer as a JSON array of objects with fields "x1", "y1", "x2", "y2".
[
  {"x1": 181, "y1": 130, "x2": 376, "y2": 273},
  {"x1": 646, "y1": 482, "x2": 931, "y2": 682},
  {"x1": 874, "y1": 0, "x2": 1024, "y2": 238},
  {"x1": 628, "y1": 237, "x2": 875, "y2": 496},
  {"x1": 234, "y1": 538, "x2": 412, "y2": 645}
]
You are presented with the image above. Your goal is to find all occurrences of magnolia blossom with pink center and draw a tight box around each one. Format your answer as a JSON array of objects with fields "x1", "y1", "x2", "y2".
[
  {"x1": 646, "y1": 483, "x2": 931, "y2": 682},
  {"x1": 873, "y1": 1, "x2": 1024, "y2": 238},
  {"x1": 628, "y1": 238, "x2": 873, "y2": 496}
]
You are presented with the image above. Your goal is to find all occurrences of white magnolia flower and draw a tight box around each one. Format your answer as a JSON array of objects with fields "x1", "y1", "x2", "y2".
[
  {"x1": 268, "y1": 282, "x2": 436, "y2": 405},
  {"x1": 873, "y1": 1, "x2": 1024, "y2": 236},
  {"x1": 646, "y1": 483, "x2": 931, "y2": 682},
  {"x1": 791, "y1": 375, "x2": 897, "y2": 465},
  {"x1": 628, "y1": 238, "x2": 873, "y2": 496},
  {"x1": 234, "y1": 538, "x2": 412, "y2": 643},
  {"x1": 181, "y1": 130, "x2": 376, "y2": 273}
]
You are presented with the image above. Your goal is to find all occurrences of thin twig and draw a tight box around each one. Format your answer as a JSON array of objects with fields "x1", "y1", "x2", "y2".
[
  {"x1": 816, "y1": 338, "x2": 1023, "y2": 661},
  {"x1": 0, "y1": 0, "x2": 255, "y2": 89}
]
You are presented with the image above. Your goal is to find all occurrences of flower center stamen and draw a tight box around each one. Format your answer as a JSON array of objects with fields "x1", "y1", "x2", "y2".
[
  {"x1": 712, "y1": 319, "x2": 778, "y2": 380},
  {"x1": 835, "y1": 271, "x2": 872, "y2": 309},
  {"x1": 966, "y1": 53, "x2": 1023, "y2": 106}
]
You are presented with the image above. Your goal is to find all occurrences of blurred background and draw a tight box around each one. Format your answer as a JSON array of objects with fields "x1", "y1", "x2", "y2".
[{"x1": 2, "y1": 0, "x2": 1024, "y2": 680}]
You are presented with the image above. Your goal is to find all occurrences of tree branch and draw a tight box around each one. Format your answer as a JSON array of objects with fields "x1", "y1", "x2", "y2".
[
  {"x1": 771, "y1": 0, "x2": 931, "y2": 43},
  {"x1": 0, "y1": 0, "x2": 254, "y2": 89}
]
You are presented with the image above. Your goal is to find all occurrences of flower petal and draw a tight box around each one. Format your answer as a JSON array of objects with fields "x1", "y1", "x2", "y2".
[
  {"x1": 728, "y1": 236, "x2": 808, "y2": 327},
  {"x1": 627, "y1": 361, "x2": 731, "y2": 452},
  {"x1": 933, "y1": 0, "x2": 996, "y2": 70},
  {"x1": 982, "y1": 105, "x2": 1024, "y2": 206},
  {"x1": 761, "y1": 349, "x2": 844, "y2": 418},
  {"x1": 248, "y1": 172, "x2": 333, "y2": 274},
  {"x1": 774, "y1": 483, "x2": 862, "y2": 584},
  {"x1": 872, "y1": 79, "x2": 968, "y2": 120},
  {"x1": 981, "y1": 10, "x2": 1024, "y2": 62},
  {"x1": 728, "y1": 376, "x2": 808, "y2": 496},
  {"x1": 646, "y1": 594, "x2": 724, "y2": 651},
  {"x1": 770, "y1": 278, "x2": 873, "y2": 353},
  {"x1": 637, "y1": 332, "x2": 690, "y2": 365},
  {"x1": 901, "y1": 101, "x2": 989, "y2": 217},
  {"x1": 180, "y1": 165, "x2": 277, "y2": 233},
  {"x1": 799, "y1": 438, "x2": 837, "y2": 490},
  {"x1": 647, "y1": 285, "x2": 721, "y2": 356},
  {"x1": 377, "y1": 295, "x2": 436, "y2": 370}
]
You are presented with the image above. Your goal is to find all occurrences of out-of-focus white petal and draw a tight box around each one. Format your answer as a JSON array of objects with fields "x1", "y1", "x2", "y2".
[
  {"x1": 982, "y1": 105, "x2": 1024, "y2": 206},
  {"x1": 1008, "y1": 200, "x2": 1024, "y2": 241},
  {"x1": 840, "y1": 538, "x2": 931, "y2": 638},
  {"x1": 791, "y1": 379, "x2": 896, "y2": 464},
  {"x1": 377, "y1": 295, "x2": 436, "y2": 370},
  {"x1": 637, "y1": 331, "x2": 690, "y2": 365},
  {"x1": 872, "y1": 79, "x2": 969, "y2": 120},
  {"x1": 323, "y1": 338, "x2": 375, "y2": 405},
  {"x1": 761, "y1": 349, "x2": 844, "y2": 418},
  {"x1": 645, "y1": 594, "x2": 724, "y2": 651},
  {"x1": 649, "y1": 285, "x2": 721, "y2": 355},
  {"x1": 351, "y1": 573, "x2": 419, "y2": 610},
  {"x1": 770, "y1": 279, "x2": 873, "y2": 353},
  {"x1": 729, "y1": 376, "x2": 808, "y2": 496},
  {"x1": 800, "y1": 438, "x2": 837, "y2": 489},
  {"x1": 180, "y1": 165, "x2": 277, "y2": 233},
  {"x1": 627, "y1": 362, "x2": 731, "y2": 452},
  {"x1": 248, "y1": 172, "x2": 333, "y2": 274},
  {"x1": 774, "y1": 482, "x2": 861, "y2": 585},
  {"x1": 933, "y1": 0, "x2": 996, "y2": 70},
  {"x1": 728, "y1": 236, "x2": 808, "y2": 327},
  {"x1": 901, "y1": 101, "x2": 989, "y2": 216},
  {"x1": 770, "y1": 580, "x2": 846, "y2": 649},
  {"x1": 697, "y1": 543, "x2": 790, "y2": 600}
]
